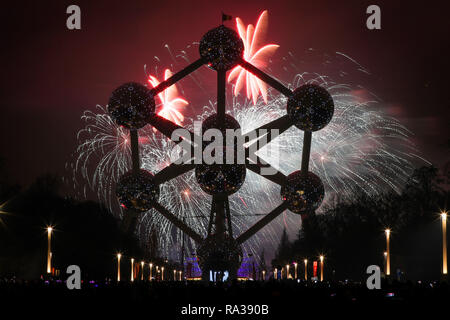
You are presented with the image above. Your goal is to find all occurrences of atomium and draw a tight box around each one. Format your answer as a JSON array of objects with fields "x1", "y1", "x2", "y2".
[
  {"x1": 199, "y1": 25, "x2": 244, "y2": 71},
  {"x1": 116, "y1": 169, "x2": 160, "y2": 212},
  {"x1": 108, "y1": 82, "x2": 155, "y2": 129},
  {"x1": 287, "y1": 84, "x2": 334, "y2": 131},
  {"x1": 102, "y1": 21, "x2": 336, "y2": 280},
  {"x1": 280, "y1": 170, "x2": 325, "y2": 214}
]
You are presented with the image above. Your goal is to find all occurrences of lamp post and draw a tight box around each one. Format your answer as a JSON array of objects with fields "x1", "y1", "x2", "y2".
[
  {"x1": 294, "y1": 262, "x2": 298, "y2": 279},
  {"x1": 385, "y1": 229, "x2": 391, "y2": 276},
  {"x1": 441, "y1": 212, "x2": 447, "y2": 275},
  {"x1": 262, "y1": 270, "x2": 266, "y2": 281},
  {"x1": 46, "y1": 227, "x2": 52, "y2": 274},
  {"x1": 274, "y1": 268, "x2": 277, "y2": 280},
  {"x1": 179, "y1": 270, "x2": 182, "y2": 281},
  {"x1": 117, "y1": 253, "x2": 121, "y2": 281},
  {"x1": 131, "y1": 258, "x2": 134, "y2": 282},
  {"x1": 383, "y1": 251, "x2": 387, "y2": 275},
  {"x1": 149, "y1": 263, "x2": 153, "y2": 281},
  {"x1": 173, "y1": 269, "x2": 177, "y2": 281},
  {"x1": 304, "y1": 259, "x2": 308, "y2": 281},
  {"x1": 141, "y1": 261, "x2": 145, "y2": 281},
  {"x1": 286, "y1": 264, "x2": 290, "y2": 279},
  {"x1": 161, "y1": 266, "x2": 165, "y2": 281},
  {"x1": 319, "y1": 255, "x2": 324, "y2": 282}
]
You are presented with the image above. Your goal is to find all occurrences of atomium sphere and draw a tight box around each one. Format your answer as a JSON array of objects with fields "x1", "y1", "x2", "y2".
[
  {"x1": 199, "y1": 25, "x2": 244, "y2": 71},
  {"x1": 116, "y1": 169, "x2": 159, "y2": 212},
  {"x1": 197, "y1": 234, "x2": 242, "y2": 274},
  {"x1": 287, "y1": 84, "x2": 334, "y2": 131},
  {"x1": 107, "y1": 82, "x2": 155, "y2": 129},
  {"x1": 195, "y1": 113, "x2": 246, "y2": 195},
  {"x1": 201, "y1": 113, "x2": 241, "y2": 149},
  {"x1": 195, "y1": 163, "x2": 246, "y2": 196},
  {"x1": 281, "y1": 170, "x2": 325, "y2": 214}
]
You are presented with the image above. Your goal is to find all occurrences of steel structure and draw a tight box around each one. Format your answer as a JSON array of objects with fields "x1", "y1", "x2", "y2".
[{"x1": 107, "y1": 24, "x2": 334, "y2": 280}]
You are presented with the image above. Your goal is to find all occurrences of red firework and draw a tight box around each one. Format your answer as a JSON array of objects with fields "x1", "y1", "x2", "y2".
[
  {"x1": 228, "y1": 10, "x2": 280, "y2": 104},
  {"x1": 148, "y1": 69, "x2": 188, "y2": 126}
]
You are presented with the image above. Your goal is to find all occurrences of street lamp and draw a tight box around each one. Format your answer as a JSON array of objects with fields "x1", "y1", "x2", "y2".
[
  {"x1": 173, "y1": 269, "x2": 176, "y2": 281},
  {"x1": 385, "y1": 229, "x2": 391, "y2": 276},
  {"x1": 141, "y1": 261, "x2": 145, "y2": 281},
  {"x1": 274, "y1": 268, "x2": 277, "y2": 280},
  {"x1": 383, "y1": 251, "x2": 387, "y2": 275},
  {"x1": 304, "y1": 259, "x2": 308, "y2": 280},
  {"x1": 294, "y1": 262, "x2": 298, "y2": 279},
  {"x1": 179, "y1": 270, "x2": 182, "y2": 281},
  {"x1": 117, "y1": 253, "x2": 121, "y2": 281},
  {"x1": 441, "y1": 212, "x2": 447, "y2": 275},
  {"x1": 286, "y1": 264, "x2": 290, "y2": 279},
  {"x1": 47, "y1": 227, "x2": 53, "y2": 274},
  {"x1": 161, "y1": 266, "x2": 165, "y2": 281},
  {"x1": 149, "y1": 263, "x2": 153, "y2": 280},
  {"x1": 131, "y1": 258, "x2": 134, "y2": 282},
  {"x1": 262, "y1": 270, "x2": 266, "y2": 280},
  {"x1": 319, "y1": 255, "x2": 324, "y2": 282}
]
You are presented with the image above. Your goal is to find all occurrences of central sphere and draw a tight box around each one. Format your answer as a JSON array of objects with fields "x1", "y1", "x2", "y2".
[
  {"x1": 287, "y1": 84, "x2": 334, "y2": 132},
  {"x1": 195, "y1": 114, "x2": 246, "y2": 195},
  {"x1": 197, "y1": 234, "x2": 242, "y2": 276},
  {"x1": 116, "y1": 169, "x2": 159, "y2": 212},
  {"x1": 108, "y1": 82, "x2": 155, "y2": 129},
  {"x1": 199, "y1": 25, "x2": 244, "y2": 71},
  {"x1": 281, "y1": 170, "x2": 325, "y2": 214}
]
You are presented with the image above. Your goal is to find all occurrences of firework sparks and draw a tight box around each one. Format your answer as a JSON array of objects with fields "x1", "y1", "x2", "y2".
[
  {"x1": 228, "y1": 10, "x2": 279, "y2": 104},
  {"x1": 148, "y1": 69, "x2": 188, "y2": 126}
]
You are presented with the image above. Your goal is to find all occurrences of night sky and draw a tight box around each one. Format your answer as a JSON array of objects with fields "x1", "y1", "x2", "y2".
[{"x1": 0, "y1": 0, "x2": 448, "y2": 187}]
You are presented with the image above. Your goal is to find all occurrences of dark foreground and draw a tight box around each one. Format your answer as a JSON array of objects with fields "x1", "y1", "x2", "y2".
[{"x1": 1, "y1": 279, "x2": 449, "y2": 317}]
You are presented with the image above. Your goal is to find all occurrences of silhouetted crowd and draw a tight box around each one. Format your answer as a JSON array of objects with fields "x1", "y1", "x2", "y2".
[{"x1": 0, "y1": 277, "x2": 449, "y2": 316}]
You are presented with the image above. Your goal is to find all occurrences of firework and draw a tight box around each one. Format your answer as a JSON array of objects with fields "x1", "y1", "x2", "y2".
[
  {"x1": 148, "y1": 69, "x2": 188, "y2": 127},
  {"x1": 228, "y1": 10, "x2": 279, "y2": 104},
  {"x1": 72, "y1": 11, "x2": 426, "y2": 261},
  {"x1": 72, "y1": 69, "x2": 423, "y2": 261}
]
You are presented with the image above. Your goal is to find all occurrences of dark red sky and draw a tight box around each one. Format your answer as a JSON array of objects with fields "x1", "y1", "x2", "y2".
[{"x1": 0, "y1": 0, "x2": 449, "y2": 187}]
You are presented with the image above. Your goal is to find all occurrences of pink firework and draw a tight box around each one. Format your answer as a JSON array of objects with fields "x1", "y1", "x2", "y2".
[
  {"x1": 228, "y1": 10, "x2": 279, "y2": 104},
  {"x1": 148, "y1": 69, "x2": 188, "y2": 126}
]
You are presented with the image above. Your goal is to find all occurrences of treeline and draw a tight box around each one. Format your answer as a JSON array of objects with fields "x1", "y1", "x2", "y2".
[
  {"x1": 0, "y1": 170, "x2": 143, "y2": 280},
  {"x1": 272, "y1": 166, "x2": 449, "y2": 281}
]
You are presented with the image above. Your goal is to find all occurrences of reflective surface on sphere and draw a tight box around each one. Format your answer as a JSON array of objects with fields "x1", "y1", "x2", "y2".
[
  {"x1": 287, "y1": 84, "x2": 334, "y2": 131},
  {"x1": 199, "y1": 25, "x2": 244, "y2": 71},
  {"x1": 116, "y1": 169, "x2": 159, "y2": 212},
  {"x1": 197, "y1": 234, "x2": 242, "y2": 275},
  {"x1": 201, "y1": 113, "x2": 241, "y2": 149},
  {"x1": 281, "y1": 170, "x2": 325, "y2": 214},
  {"x1": 108, "y1": 82, "x2": 155, "y2": 129},
  {"x1": 195, "y1": 114, "x2": 245, "y2": 195},
  {"x1": 195, "y1": 163, "x2": 246, "y2": 195},
  {"x1": 202, "y1": 113, "x2": 241, "y2": 132}
]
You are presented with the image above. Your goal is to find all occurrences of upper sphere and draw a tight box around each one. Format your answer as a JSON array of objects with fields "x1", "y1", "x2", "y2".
[
  {"x1": 199, "y1": 25, "x2": 244, "y2": 71},
  {"x1": 108, "y1": 82, "x2": 155, "y2": 129},
  {"x1": 287, "y1": 84, "x2": 334, "y2": 132}
]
